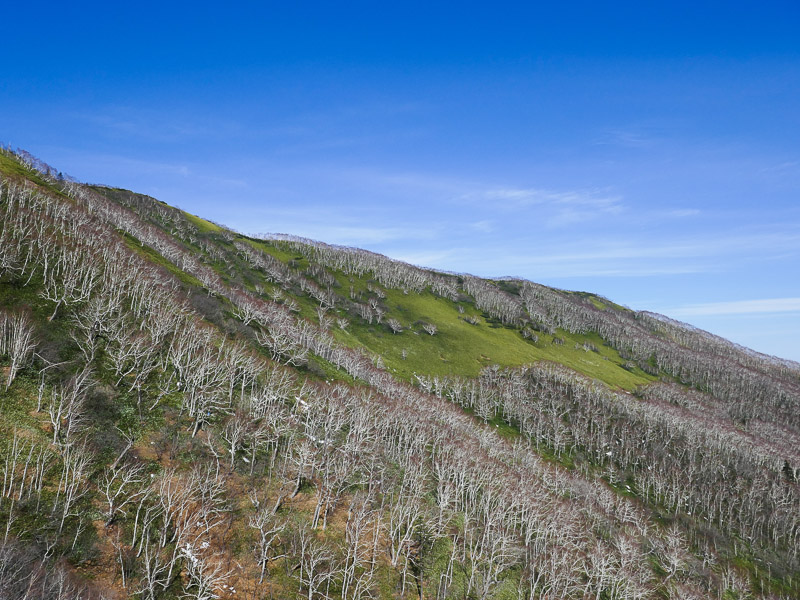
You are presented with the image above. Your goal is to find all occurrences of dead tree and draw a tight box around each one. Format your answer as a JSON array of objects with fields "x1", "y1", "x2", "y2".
[{"x1": 0, "y1": 309, "x2": 36, "y2": 390}]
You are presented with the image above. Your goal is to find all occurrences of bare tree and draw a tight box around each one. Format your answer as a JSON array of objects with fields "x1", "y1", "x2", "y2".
[
  {"x1": 340, "y1": 493, "x2": 379, "y2": 600},
  {"x1": 39, "y1": 244, "x2": 99, "y2": 321},
  {"x1": 293, "y1": 526, "x2": 338, "y2": 600},
  {"x1": 181, "y1": 548, "x2": 231, "y2": 600},
  {"x1": 386, "y1": 318, "x2": 403, "y2": 335},
  {"x1": 256, "y1": 326, "x2": 309, "y2": 367},
  {"x1": 0, "y1": 309, "x2": 36, "y2": 390},
  {"x1": 134, "y1": 537, "x2": 172, "y2": 600},
  {"x1": 54, "y1": 442, "x2": 92, "y2": 535},
  {"x1": 248, "y1": 493, "x2": 287, "y2": 583},
  {"x1": 221, "y1": 411, "x2": 249, "y2": 469},
  {"x1": 47, "y1": 369, "x2": 92, "y2": 448},
  {"x1": 99, "y1": 461, "x2": 147, "y2": 527}
]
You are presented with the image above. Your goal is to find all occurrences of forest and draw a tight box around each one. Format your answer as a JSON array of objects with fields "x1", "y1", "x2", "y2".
[{"x1": 0, "y1": 147, "x2": 799, "y2": 599}]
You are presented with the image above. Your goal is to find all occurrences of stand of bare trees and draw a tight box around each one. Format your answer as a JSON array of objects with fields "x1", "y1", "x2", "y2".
[{"x1": 2, "y1": 148, "x2": 799, "y2": 599}]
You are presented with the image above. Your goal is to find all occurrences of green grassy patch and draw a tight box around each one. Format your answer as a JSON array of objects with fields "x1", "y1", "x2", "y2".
[
  {"x1": 242, "y1": 237, "x2": 306, "y2": 266},
  {"x1": 0, "y1": 373, "x2": 49, "y2": 441},
  {"x1": 182, "y1": 211, "x2": 223, "y2": 233},
  {"x1": 334, "y1": 288, "x2": 653, "y2": 390}
]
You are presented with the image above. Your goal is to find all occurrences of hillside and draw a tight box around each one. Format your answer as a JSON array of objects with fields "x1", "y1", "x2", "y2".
[{"x1": 1, "y1": 147, "x2": 799, "y2": 600}]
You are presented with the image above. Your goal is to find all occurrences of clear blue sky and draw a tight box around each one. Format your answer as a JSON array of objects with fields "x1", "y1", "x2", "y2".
[{"x1": 3, "y1": 1, "x2": 800, "y2": 361}]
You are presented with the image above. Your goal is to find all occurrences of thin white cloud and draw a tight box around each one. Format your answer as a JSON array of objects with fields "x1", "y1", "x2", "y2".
[
  {"x1": 666, "y1": 298, "x2": 800, "y2": 317},
  {"x1": 54, "y1": 151, "x2": 256, "y2": 190},
  {"x1": 662, "y1": 208, "x2": 700, "y2": 218},
  {"x1": 472, "y1": 187, "x2": 622, "y2": 210},
  {"x1": 314, "y1": 225, "x2": 431, "y2": 245},
  {"x1": 461, "y1": 186, "x2": 624, "y2": 230},
  {"x1": 457, "y1": 255, "x2": 710, "y2": 279},
  {"x1": 414, "y1": 229, "x2": 800, "y2": 280},
  {"x1": 759, "y1": 160, "x2": 800, "y2": 174},
  {"x1": 469, "y1": 220, "x2": 494, "y2": 233},
  {"x1": 545, "y1": 205, "x2": 623, "y2": 228},
  {"x1": 592, "y1": 128, "x2": 657, "y2": 148},
  {"x1": 490, "y1": 233, "x2": 800, "y2": 264},
  {"x1": 73, "y1": 110, "x2": 209, "y2": 142}
]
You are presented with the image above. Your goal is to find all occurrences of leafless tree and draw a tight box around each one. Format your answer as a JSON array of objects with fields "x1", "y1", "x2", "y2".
[
  {"x1": 181, "y1": 548, "x2": 231, "y2": 600},
  {"x1": 0, "y1": 309, "x2": 36, "y2": 390},
  {"x1": 39, "y1": 244, "x2": 99, "y2": 321},
  {"x1": 99, "y1": 461, "x2": 147, "y2": 527},
  {"x1": 340, "y1": 492, "x2": 379, "y2": 600},
  {"x1": 386, "y1": 318, "x2": 403, "y2": 335},
  {"x1": 248, "y1": 492, "x2": 287, "y2": 583},
  {"x1": 256, "y1": 326, "x2": 309, "y2": 367},
  {"x1": 421, "y1": 322, "x2": 437, "y2": 336},
  {"x1": 293, "y1": 525, "x2": 338, "y2": 600},
  {"x1": 53, "y1": 442, "x2": 92, "y2": 535},
  {"x1": 47, "y1": 369, "x2": 92, "y2": 448}
]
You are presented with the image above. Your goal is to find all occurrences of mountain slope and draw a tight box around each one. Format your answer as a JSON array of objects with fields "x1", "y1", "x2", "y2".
[{"x1": 1, "y1": 148, "x2": 799, "y2": 600}]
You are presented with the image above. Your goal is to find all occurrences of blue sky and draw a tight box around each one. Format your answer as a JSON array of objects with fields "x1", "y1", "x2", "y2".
[{"x1": 2, "y1": 2, "x2": 800, "y2": 361}]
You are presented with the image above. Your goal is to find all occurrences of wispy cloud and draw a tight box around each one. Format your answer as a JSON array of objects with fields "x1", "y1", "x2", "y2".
[
  {"x1": 316, "y1": 166, "x2": 624, "y2": 215},
  {"x1": 666, "y1": 298, "x2": 800, "y2": 317},
  {"x1": 470, "y1": 187, "x2": 622, "y2": 209},
  {"x1": 591, "y1": 128, "x2": 658, "y2": 148},
  {"x1": 456, "y1": 252, "x2": 711, "y2": 279},
  {"x1": 661, "y1": 208, "x2": 700, "y2": 218},
  {"x1": 759, "y1": 160, "x2": 800, "y2": 174},
  {"x1": 504, "y1": 232, "x2": 800, "y2": 263},
  {"x1": 73, "y1": 109, "x2": 209, "y2": 142},
  {"x1": 425, "y1": 229, "x2": 800, "y2": 280},
  {"x1": 307, "y1": 225, "x2": 433, "y2": 245},
  {"x1": 544, "y1": 205, "x2": 623, "y2": 227},
  {"x1": 460, "y1": 186, "x2": 624, "y2": 229},
  {"x1": 469, "y1": 220, "x2": 494, "y2": 233},
  {"x1": 266, "y1": 166, "x2": 628, "y2": 233},
  {"x1": 67, "y1": 105, "x2": 246, "y2": 147}
]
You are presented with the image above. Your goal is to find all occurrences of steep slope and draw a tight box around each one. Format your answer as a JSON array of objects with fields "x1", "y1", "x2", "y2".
[{"x1": 1, "y1": 148, "x2": 799, "y2": 600}]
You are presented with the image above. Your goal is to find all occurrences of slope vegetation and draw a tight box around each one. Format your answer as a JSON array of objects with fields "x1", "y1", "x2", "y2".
[{"x1": 1, "y1": 148, "x2": 799, "y2": 600}]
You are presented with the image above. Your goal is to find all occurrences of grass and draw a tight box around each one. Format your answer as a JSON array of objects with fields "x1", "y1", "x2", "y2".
[
  {"x1": 241, "y1": 237, "x2": 303, "y2": 264},
  {"x1": 0, "y1": 152, "x2": 50, "y2": 185},
  {"x1": 0, "y1": 271, "x2": 55, "y2": 324},
  {"x1": 302, "y1": 354, "x2": 359, "y2": 385},
  {"x1": 182, "y1": 210, "x2": 223, "y2": 233},
  {"x1": 333, "y1": 288, "x2": 654, "y2": 390},
  {"x1": 0, "y1": 373, "x2": 48, "y2": 441},
  {"x1": 0, "y1": 152, "x2": 43, "y2": 180}
]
